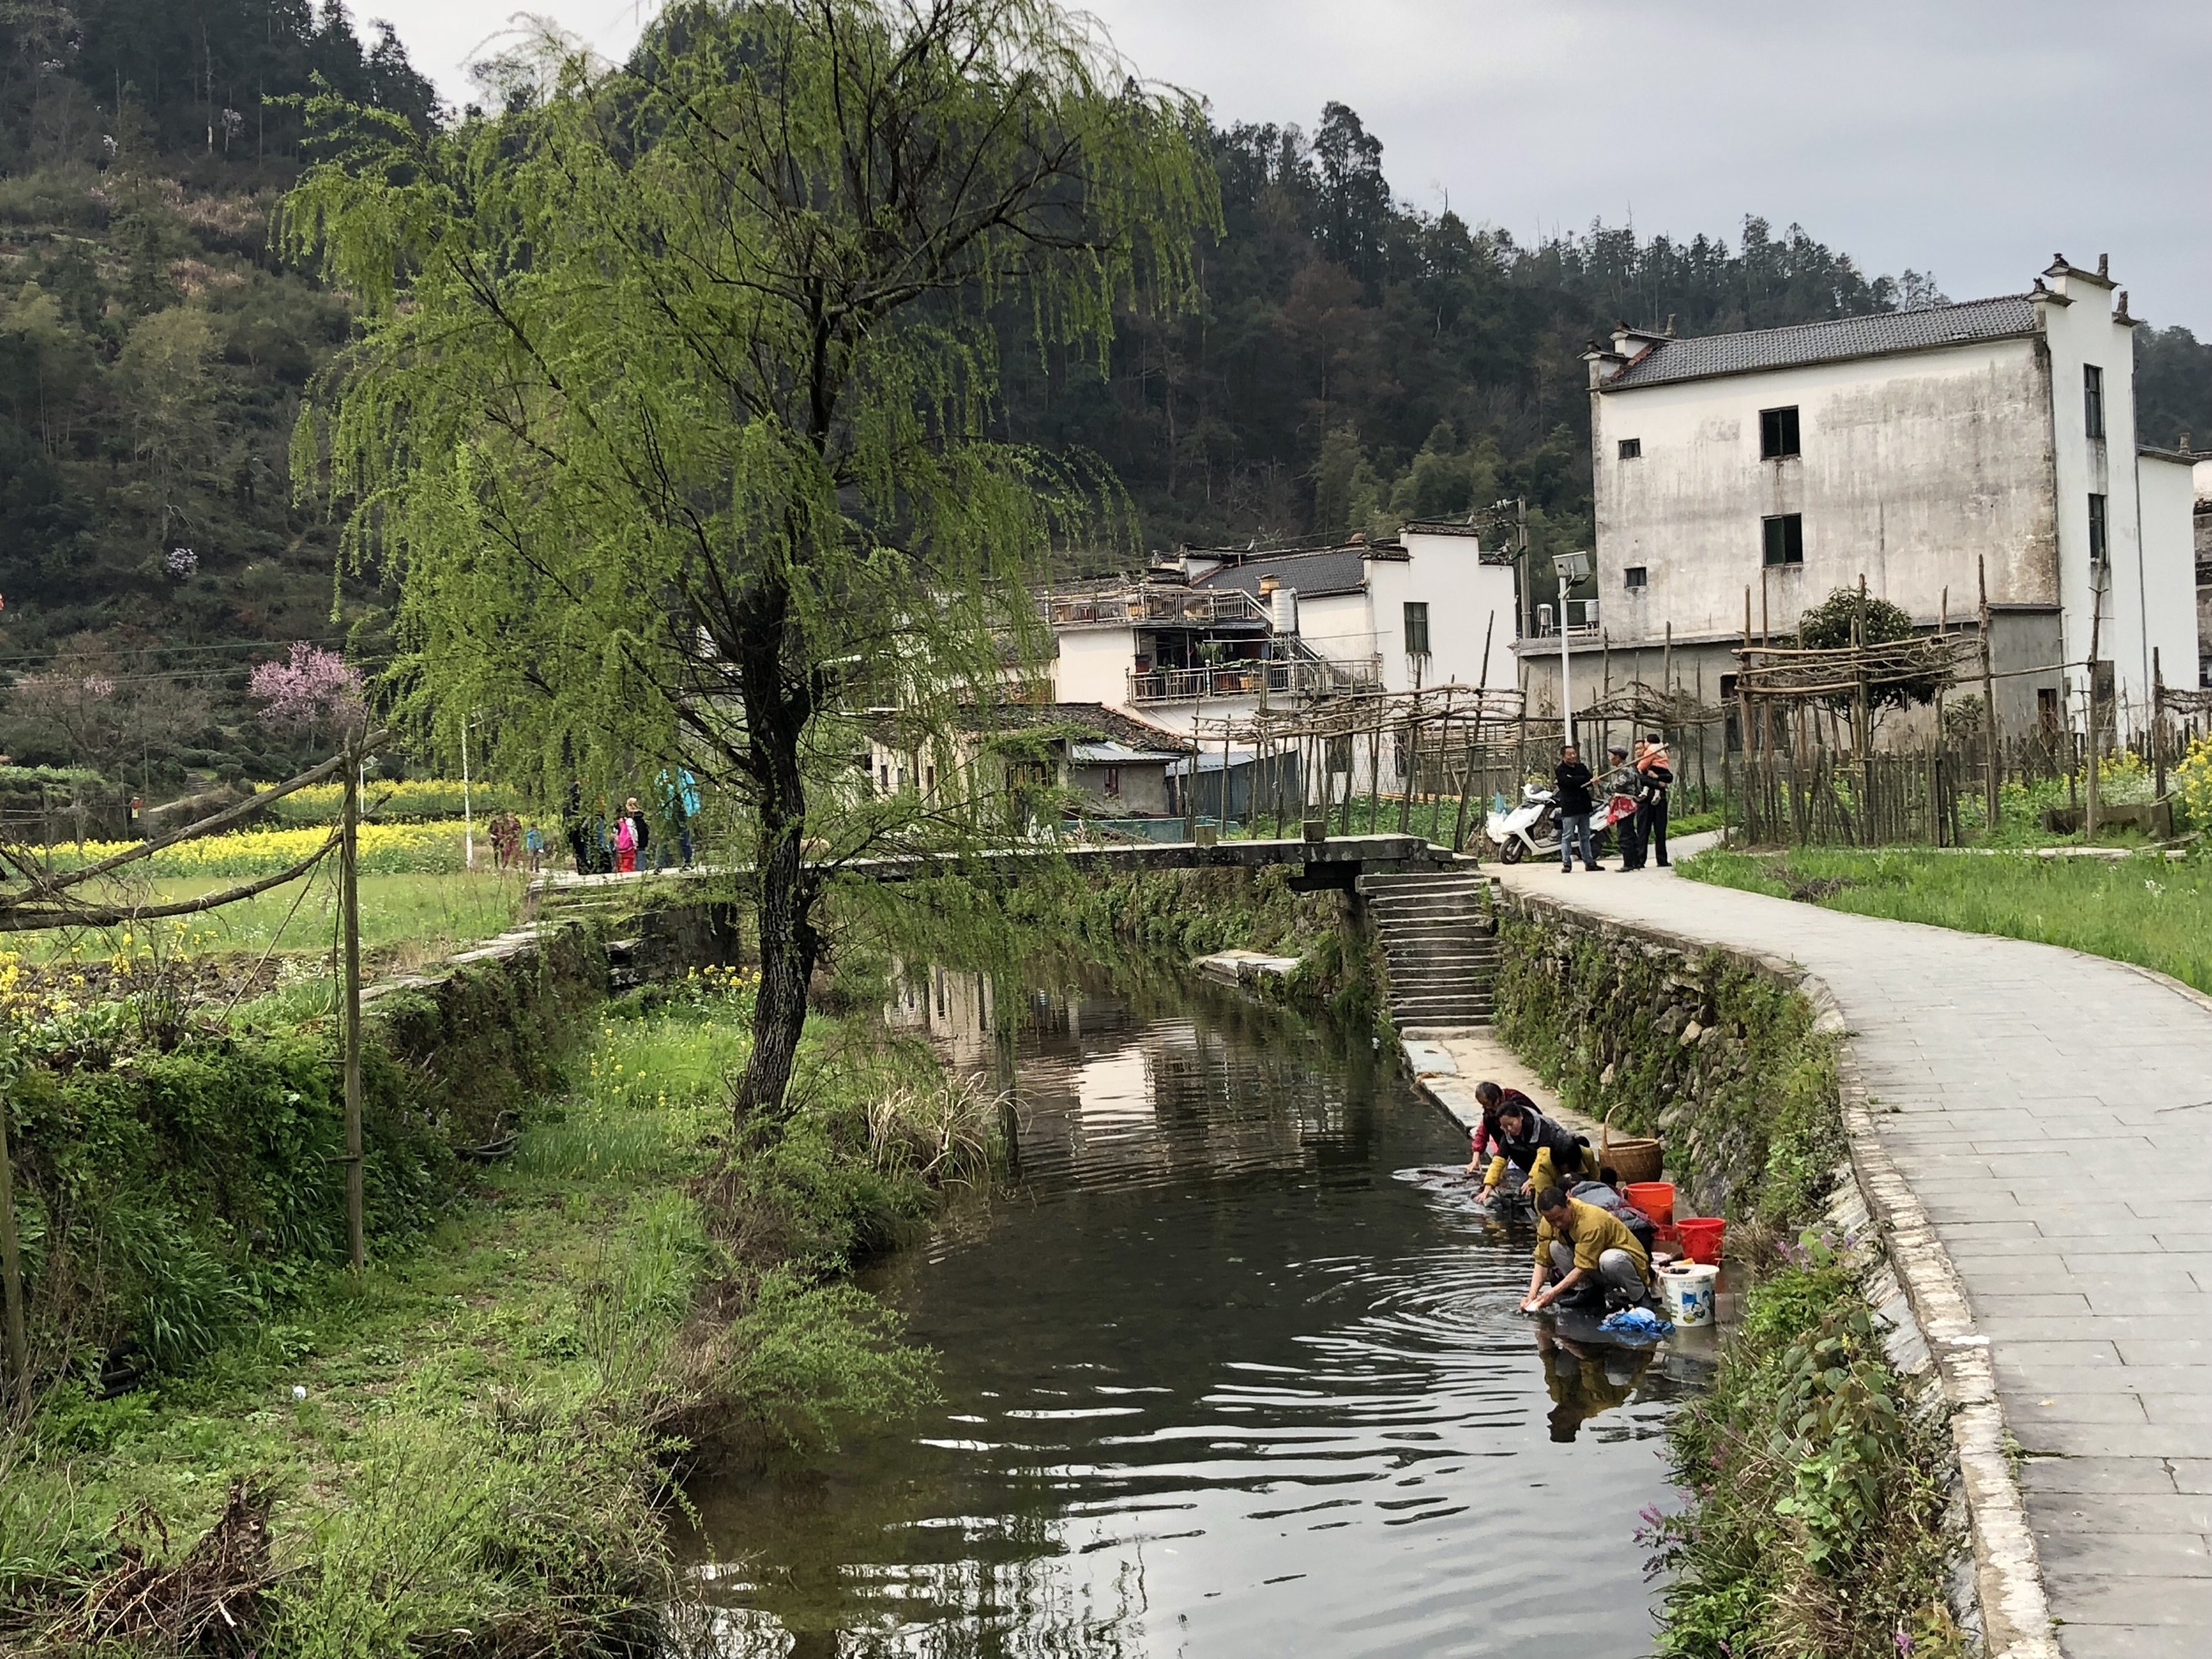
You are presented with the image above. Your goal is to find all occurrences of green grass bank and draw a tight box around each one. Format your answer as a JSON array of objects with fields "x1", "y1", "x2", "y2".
[
  {"x1": 1680, "y1": 844, "x2": 2212, "y2": 994},
  {"x1": 1, "y1": 968, "x2": 991, "y2": 1654}
]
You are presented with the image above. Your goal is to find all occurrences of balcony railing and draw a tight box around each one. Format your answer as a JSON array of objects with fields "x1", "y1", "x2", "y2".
[
  {"x1": 1126, "y1": 657, "x2": 1382, "y2": 704},
  {"x1": 1045, "y1": 586, "x2": 1270, "y2": 628}
]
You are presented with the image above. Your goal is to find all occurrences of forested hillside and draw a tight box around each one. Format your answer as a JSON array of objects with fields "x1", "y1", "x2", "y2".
[
  {"x1": 0, "y1": 1, "x2": 435, "y2": 782},
  {"x1": 2, "y1": 13, "x2": 2207, "y2": 786}
]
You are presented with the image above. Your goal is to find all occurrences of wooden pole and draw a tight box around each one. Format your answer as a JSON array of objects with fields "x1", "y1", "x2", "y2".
[
  {"x1": 1455, "y1": 615, "x2": 1495, "y2": 852},
  {"x1": 1979, "y1": 556, "x2": 2000, "y2": 836},
  {"x1": 2085, "y1": 566, "x2": 2104, "y2": 840},
  {"x1": 1853, "y1": 576, "x2": 1872, "y2": 846},
  {"x1": 342, "y1": 735, "x2": 365, "y2": 1273},
  {"x1": 1369, "y1": 698, "x2": 1382, "y2": 833},
  {"x1": 0, "y1": 1065, "x2": 28, "y2": 1399},
  {"x1": 2154, "y1": 647, "x2": 2167, "y2": 804}
]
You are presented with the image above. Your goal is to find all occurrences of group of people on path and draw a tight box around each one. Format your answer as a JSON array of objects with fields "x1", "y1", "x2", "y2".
[
  {"x1": 564, "y1": 769, "x2": 700, "y2": 876},
  {"x1": 1551, "y1": 735, "x2": 1673, "y2": 874},
  {"x1": 1462, "y1": 1079, "x2": 1661, "y2": 1316}
]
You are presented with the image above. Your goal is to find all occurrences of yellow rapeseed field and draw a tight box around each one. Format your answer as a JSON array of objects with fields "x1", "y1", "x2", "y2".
[{"x1": 58, "y1": 820, "x2": 468, "y2": 877}]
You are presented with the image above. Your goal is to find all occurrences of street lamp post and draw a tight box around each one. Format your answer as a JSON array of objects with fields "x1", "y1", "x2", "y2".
[{"x1": 1553, "y1": 551, "x2": 1592, "y2": 749}]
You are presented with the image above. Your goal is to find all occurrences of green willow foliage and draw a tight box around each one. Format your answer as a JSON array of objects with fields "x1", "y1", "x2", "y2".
[{"x1": 280, "y1": 0, "x2": 1220, "y2": 1124}]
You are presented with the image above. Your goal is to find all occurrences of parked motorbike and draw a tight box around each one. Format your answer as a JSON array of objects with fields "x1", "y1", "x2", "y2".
[
  {"x1": 1485, "y1": 786, "x2": 1641, "y2": 865},
  {"x1": 1485, "y1": 783, "x2": 1558, "y2": 864}
]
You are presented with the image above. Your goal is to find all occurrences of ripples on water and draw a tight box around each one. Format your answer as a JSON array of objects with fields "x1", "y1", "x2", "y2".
[{"x1": 683, "y1": 969, "x2": 1710, "y2": 1657}]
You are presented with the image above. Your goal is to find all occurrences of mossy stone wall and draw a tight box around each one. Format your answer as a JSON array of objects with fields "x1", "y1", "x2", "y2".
[{"x1": 1491, "y1": 889, "x2": 1845, "y2": 1227}]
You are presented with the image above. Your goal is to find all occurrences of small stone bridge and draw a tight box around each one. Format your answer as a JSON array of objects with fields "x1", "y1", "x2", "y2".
[
  {"x1": 539, "y1": 832, "x2": 1469, "y2": 896},
  {"x1": 538, "y1": 834, "x2": 1498, "y2": 1034}
]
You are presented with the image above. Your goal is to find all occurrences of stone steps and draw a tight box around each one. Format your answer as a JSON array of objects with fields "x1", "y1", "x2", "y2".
[{"x1": 1358, "y1": 869, "x2": 1500, "y2": 1031}]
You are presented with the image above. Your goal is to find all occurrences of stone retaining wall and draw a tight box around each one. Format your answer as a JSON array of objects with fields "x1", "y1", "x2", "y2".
[
  {"x1": 1489, "y1": 886, "x2": 1846, "y2": 1227},
  {"x1": 1491, "y1": 882, "x2": 2054, "y2": 1659},
  {"x1": 364, "y1": 894, "x2": 745, "y2": 1145}
]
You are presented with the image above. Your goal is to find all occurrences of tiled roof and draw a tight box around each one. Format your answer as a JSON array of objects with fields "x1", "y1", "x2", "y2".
[
  {"x1": 1605, "y1": 296, "x2": 2039, "y2": 390},
  {"x1": 1194, "y1": 547, "x2": 1370, "y2": 599},
  {"x1": 957, "y1": 700, "x2": 1185, "y2": 753}
]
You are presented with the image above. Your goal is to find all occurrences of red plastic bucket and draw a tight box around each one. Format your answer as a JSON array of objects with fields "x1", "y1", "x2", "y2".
[
  {"x1": 1676, "y1": 1217, "x2": 1727, "y2": 1266},
  {"x1": 1624, "y1": 1181, "x2": 1675, "y2": 1226}
]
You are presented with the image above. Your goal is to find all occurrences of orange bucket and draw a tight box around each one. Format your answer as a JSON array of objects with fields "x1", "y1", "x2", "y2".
[
  {"x1": 1676, "y1": 1217, "x2": 1726, "y2": 1267},
  {"x1": 1624, "y1": 1181, "x2": 1675, "y2": 1226}
]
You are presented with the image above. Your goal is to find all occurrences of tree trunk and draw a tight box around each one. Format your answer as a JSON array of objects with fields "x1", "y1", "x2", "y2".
[
  {"x1": 737, "y1": 814, "x2": 819, "y2": 1128},
  {"x1": 731, "y1": 576, "x2": 820, "y2": 1130}
]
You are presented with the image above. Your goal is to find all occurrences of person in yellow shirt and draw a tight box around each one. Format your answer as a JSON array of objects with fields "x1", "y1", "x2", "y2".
[{"x1": 1519, "y1": 1186, "x2": 1653, "y2": 1314}]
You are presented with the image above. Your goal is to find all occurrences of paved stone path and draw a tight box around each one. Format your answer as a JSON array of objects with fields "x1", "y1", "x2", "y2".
[{"x1": 1490, "y1": 850, "x2": 2212, "y2": 1659}]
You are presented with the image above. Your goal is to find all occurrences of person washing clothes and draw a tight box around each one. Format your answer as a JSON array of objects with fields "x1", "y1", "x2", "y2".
[
  {"x1": 1521, "y1": 1184, "x2": 1654, "y2": 1314},
  {"x1": 1481, "y1": 1098, "x2": 1599, "y2": 1200},
  {"x1": 1552, "y1": 743, "x2": 1601, "y2": 873},
  {"x1": 1462, "y1": 1080, "x2": 1538, "y2": 1178}
]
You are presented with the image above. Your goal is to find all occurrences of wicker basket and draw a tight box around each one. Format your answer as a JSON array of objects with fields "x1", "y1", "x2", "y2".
[{"x1": 1600, "y1": 1110, "x2": 1664, "y2": 1186}]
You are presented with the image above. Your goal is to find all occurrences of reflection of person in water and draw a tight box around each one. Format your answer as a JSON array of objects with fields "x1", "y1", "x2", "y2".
[{"x1": 1536, "y1": 1326, "x2": 1653, "y2": 1442}]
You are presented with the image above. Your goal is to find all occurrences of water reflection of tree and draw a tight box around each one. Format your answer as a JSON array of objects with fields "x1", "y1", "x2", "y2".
[{"x1": 674, "y1": 1443, "x2": 1154, "y2": 1658}]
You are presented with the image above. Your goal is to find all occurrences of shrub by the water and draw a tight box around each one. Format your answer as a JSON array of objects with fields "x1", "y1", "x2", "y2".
[{"x1": 1649, "y1": 1249, "x2": 1967, "y2": 1659}]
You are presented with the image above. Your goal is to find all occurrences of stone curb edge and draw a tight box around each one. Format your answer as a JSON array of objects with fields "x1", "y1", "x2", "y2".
[{"x1": 1495, "y1": 886, "x2": 2061, "y2": 1659}]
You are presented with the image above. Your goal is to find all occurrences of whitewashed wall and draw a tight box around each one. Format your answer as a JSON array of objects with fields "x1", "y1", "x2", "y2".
[
  {"x1": 1051, "y1": 626, "x2": 1139, "y2": 706},
  {"x1": 1590, "y1": 335, "x2": 2058, "y2": 645},
  {"x1": 2137, "y1": 453, "x2": 2200, "y2": 704},
  {"x1": 1383, "y1": 531, "x2": 1519, "y2": 694}
]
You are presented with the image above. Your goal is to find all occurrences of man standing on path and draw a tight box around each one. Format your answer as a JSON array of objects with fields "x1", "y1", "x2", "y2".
[
  {"x1": 1625, "y1": 737, "x2": 1673, "y2": 870},
  {"x1": 1553, "y1": 743, "x2": 1601, "y2": 873}
]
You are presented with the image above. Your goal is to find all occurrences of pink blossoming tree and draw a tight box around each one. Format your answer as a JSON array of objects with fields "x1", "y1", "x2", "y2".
[{"x1": 249, "y1": 643, "x2": 367, "y2": 743}]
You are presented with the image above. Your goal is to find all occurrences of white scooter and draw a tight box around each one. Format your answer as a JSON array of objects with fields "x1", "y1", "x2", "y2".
[
  {"x1": 1486, "y1": 785, "x2": 1642, "y2": 865},
  {"x1": 1485, "y1": 783, "x2": 1558, "y2": 864}
]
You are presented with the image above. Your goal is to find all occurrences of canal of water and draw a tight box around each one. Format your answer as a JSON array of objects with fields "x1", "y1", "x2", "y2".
[{"x1": 685, "y1": 965, "x2": 1711, "y2": 1656}]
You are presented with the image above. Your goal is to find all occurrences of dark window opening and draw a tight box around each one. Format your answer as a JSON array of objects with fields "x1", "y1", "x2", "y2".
[
  {"x1": 1761, "y1": 514, "x2": 1805, "y2": 566},
  {"x1": 1624, "y1": 565, "x2": 1648, "y2": 590},
  {"x1": 2084, "y1": 364, "x2": 2105, "y2": 439},
  {"x1": 2088, "y1": 492, "x2": 2108, "y2": 564},
  {"x1": 2037, "y1": 687, "x2": 2061, "y2": 731},
  {"x1": 1760, "y1": 406, "x2": 1801, "y2": 459},
  {"x1": 1402, "y1": 601, "x2": 1430, "y2": 657},
  {"x1": 1618, "y1": 437, "x2": 1642, "y2": 460},
  {"x1": 1720, "y1": 673, "x2": 1741, "y2": 752},
  {"x1": 1104, "y1": 767, "x2": 1121, "y2": 799}
]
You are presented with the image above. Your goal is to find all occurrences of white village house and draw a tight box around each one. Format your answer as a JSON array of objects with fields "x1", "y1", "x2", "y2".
[
  {"x1": 1525, "y1": 255, "x2": 2199, "y2": 743},
  {"x1": 1041, "y1": 525, "x2": 1519, "y2": 810}
]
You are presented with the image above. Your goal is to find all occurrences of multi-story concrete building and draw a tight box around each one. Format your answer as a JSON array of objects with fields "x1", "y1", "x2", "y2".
[
  {"x1": 1048, "y1": 522, "x2": 1519, "y2": 737},
  {"x1": 1527, "y1": 256, "x2": 2199, "y2": 740}
]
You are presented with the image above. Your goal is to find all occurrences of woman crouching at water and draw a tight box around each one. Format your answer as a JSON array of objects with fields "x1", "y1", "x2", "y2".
[{"x1": 1479, "y1": 1099, "x2": 1599, "y2": 1200}]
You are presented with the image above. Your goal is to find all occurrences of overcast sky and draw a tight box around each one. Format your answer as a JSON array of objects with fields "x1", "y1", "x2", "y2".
[{"x1": 369, "y1": 0, "x2": 2212, "y2": 333}]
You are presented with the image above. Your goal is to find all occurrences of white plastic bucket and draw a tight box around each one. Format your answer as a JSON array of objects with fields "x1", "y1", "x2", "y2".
[{"x1": 1660, "y1": 1263, "x2": 1719, "y2": 1328}]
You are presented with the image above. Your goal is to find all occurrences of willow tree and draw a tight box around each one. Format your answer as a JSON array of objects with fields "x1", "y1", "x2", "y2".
[{"x1": 281, "y1": 0, "x2": 1216, "y2": 1125}]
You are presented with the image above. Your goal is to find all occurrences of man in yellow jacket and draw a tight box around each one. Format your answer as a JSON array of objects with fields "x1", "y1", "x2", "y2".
[{"x1": 1520, "y1": 1186, "x2": 1653, "y2": 1314}]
